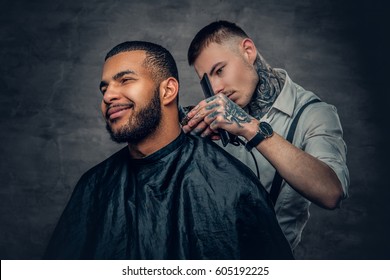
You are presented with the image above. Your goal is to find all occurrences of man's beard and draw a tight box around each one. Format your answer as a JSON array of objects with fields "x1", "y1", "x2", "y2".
[{"x1": 105, "y1": 89, "x2": 162, "y2": 144}]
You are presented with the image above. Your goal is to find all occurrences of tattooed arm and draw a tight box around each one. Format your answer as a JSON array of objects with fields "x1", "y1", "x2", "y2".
[
  {"x1": 183, "y1": 96, "x2": 344, "y2": 210},
  {"x1": 181, "y1": 91, "x2": 344, "y2": 210}
]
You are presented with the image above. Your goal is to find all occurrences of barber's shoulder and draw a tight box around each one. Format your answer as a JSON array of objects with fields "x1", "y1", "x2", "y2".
[{"x1": 299, "y1": 100, "x2": 341, "y2": 126}]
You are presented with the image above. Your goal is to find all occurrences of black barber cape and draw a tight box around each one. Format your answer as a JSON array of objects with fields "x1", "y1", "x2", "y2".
[{"x1": 45, "y1": 133, "x2": 293, "y2": 259}]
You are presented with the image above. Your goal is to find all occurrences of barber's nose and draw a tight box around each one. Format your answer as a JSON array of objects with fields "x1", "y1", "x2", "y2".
[{"x1": 210, "y1": 78, "x2": 224, "y2": 95}]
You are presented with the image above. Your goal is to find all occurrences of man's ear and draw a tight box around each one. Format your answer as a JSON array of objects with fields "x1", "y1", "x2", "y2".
[
  {"x1": 159, "y1": 77, "x2": 179, "y2": 106},
  {"x1": 240, "y1": 38, "x2": 257, "y2": 65}
]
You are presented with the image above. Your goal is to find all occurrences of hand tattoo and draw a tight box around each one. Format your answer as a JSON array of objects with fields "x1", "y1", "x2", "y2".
[
  {"x1": 223, "y1": 101, "x2": 252, "y2": 128},
  {"x1": 206, "y1": 103, "x2": 219, "y2": 110}
]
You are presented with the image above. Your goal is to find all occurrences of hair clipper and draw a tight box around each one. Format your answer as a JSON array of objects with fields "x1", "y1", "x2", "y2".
[{"x1": 200, "y1": 73, "x2": 233, "y2": 147}]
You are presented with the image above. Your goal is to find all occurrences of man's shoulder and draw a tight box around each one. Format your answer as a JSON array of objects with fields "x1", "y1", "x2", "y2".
[
  {"x1": 79, "y1": 146, "x2": 128, "y2": 182},
  {"x1": 186, "y1": 135, "x2": 260, "y2": 182},
  {"x1": 187, "y1": 134, "x2": 242, "y2": 160},
  {"x1": 184, "y1": 134, "x2": 271, "y2": 205}
]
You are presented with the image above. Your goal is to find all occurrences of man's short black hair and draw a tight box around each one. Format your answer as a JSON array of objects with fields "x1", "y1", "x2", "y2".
[
  {"x1": 187, "y1": 20, "x2": 249, "y2": 66},
  {"x1": 106, "y1": 41, "x2": 179, "y2": 84}
]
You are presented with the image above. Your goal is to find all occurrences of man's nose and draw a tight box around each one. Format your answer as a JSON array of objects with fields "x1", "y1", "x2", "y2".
[{"x1": 103, "y1": 84, "x2": 120, "y2": 104}]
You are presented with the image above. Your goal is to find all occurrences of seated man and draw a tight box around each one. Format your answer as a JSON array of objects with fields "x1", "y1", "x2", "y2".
[{"x1": 44, "y1": 41, "x2": 293, "y2": 260}]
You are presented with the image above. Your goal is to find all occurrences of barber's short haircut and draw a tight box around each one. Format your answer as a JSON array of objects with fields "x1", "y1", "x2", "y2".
[
  {"x1": 187, "y1": 20, "x2": 249, "y2": 66},
  {"x1": 105, "y1": 41, "x2": 179, "y2": 84}
]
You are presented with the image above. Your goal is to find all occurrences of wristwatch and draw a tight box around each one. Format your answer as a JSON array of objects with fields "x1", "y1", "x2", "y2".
[{"x1": 245, "y1": 122, "x2": 274, "y2": 151}]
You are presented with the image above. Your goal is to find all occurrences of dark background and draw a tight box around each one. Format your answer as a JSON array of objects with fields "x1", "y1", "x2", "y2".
[{"x1": 0, "y1": 0, "x2": 388, "y2": 259}]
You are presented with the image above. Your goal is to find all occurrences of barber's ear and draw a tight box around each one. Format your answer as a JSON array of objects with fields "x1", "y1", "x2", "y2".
[
  {"x1": 159, "y1": 77, "x2": 179, "y2": 106},
  {"x1": 241, "y1": 38, "x2": 257, "y2": 65}
]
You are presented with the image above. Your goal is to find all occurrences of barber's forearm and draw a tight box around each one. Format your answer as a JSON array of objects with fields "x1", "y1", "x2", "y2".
[{"x1": 256, "y1": 133, "x2": 343, "y2": 209}]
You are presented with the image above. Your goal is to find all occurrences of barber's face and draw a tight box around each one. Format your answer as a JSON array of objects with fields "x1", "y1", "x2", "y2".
[
  {"x1": 100, "y1": 51, "x2": 161, "y2": 144},
  {"x1": 194, "y1": 42, "x2": 259, "y2": 108}
]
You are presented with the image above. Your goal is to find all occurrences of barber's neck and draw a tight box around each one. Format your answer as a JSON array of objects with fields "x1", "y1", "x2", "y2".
[
  {"x1": 247, "y1": 54, "x2": 285, "y2": 118},
  {"x1": 127, "y1": 113, "x2": 181, "y2": 159}
]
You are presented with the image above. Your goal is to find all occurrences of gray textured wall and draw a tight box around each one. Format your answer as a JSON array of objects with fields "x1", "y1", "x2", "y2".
[{"x1": 1, "y1": 0, "x2": 388, "y2": 259}]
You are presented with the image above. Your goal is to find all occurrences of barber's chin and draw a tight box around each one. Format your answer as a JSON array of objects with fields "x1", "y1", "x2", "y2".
[
  {"x1": 228, "y1": 94, "x2": 239, "y2": 104},
  {"x1": 234, "y1": 99, "x2": 247, "y2": 108},
  {"x1": 227, "y1": 91, "x2": 240, "y2": 102}
]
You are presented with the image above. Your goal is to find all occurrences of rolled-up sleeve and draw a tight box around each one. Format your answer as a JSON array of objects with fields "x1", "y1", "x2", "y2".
[{"x1": 298, "y1": 103, "x2": 350, "y2": 198}]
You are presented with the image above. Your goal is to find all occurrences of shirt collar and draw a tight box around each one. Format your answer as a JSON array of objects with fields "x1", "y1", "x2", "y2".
[{"x1": 267, "y1": 69, "x2": 296, "y2": 118}]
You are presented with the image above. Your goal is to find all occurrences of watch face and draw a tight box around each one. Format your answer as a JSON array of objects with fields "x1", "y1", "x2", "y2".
[{"x1": 259, "y1": 122, "x2": 273, "y2": 137}]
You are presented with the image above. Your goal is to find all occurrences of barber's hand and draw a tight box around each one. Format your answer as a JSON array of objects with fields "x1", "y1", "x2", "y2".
[{"x1": 181, "y1": 93, "x2": 257, "y2": 140}]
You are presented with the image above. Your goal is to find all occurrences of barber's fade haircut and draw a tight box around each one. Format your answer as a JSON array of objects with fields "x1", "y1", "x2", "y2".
[
  {"x1": 187, "y1": 20, "x2": 249, "y2": 66},
  {"x1": 105, "y1": 41, "x2": 179, "y2": 84}
]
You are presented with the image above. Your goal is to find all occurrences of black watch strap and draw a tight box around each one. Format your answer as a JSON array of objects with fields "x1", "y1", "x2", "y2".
[
  {"x1": 245, "y1": 132, "x2": 265, "y2": 151},
  {"x1": 245, "y1": 122, "x2": 273, "y2": 151}
]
